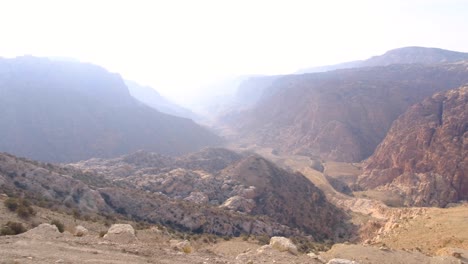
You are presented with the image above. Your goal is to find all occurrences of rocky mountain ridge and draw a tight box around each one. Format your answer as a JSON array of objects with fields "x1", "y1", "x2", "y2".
[
  {"x1": 222, "y1": 61, "x2": 468, "y2": 162},
  {"x1": 0, "y1": 56, "x2": 220, "y2": 162},
  {"x1": 70, "y1": 148, "x2": 349, "y2": 240},
  {"x1": 358, "y1": 86, "x2": 468, "y2": 207},
  {"x1": 297, "y1": 46, "x2": 468, "y2": 74},
  {"x1": 0, "y1": 148, "x2": 350, "y2": 240}
]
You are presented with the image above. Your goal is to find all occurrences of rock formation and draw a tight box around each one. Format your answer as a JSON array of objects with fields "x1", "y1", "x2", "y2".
[
  {"x1": 222, "y1": 62, "x2": 468, "y2": 162},
  {"x1": 358, "y1": 86, "x2": 468, "y2": 207}
]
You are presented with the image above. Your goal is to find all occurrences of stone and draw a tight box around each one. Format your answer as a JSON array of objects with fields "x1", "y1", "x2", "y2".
[
  {"x1": 21, "y1": 223, "x2": 61, "y2": 239},
  {"x1": 170, "y1": 240, "x2": 193, "y2": 254},
  {"x1": 327, "y1": 259, "x2": 359, "y2": 264},
  {"x1": 269, "y1": 236, "x2": 298, "y2": 255},
  {"x1": 183, "y1": 192, "x2": 209, "y2": 204},
  {"x1": 220, "y1": 196, "x2": 256, "y2": 213},
  {"x1": 103, "y1": 224, "x2": 136, "y2": 243},
  {"x1": 74, "y1": 225, "x2": 88, "y2": 237}
]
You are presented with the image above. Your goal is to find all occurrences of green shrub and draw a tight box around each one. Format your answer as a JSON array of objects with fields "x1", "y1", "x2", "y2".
[
  {"x1": 4, "y1": 198, "x2": 19, "y2": 211},
  {"x1": 0, "y1": 221, "x2": 26, "y2": 236},
  {"x1": 51, "y1": 220, "x2": 65, "y2": 233}
]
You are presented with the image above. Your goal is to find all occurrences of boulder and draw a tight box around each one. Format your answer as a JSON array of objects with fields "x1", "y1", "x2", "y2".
[
  {"x1": 103, "y1": 224, "x2": 136, "y2": 243},
  {"x1": 22, "y1": 223, "x2": 61, "y2": 239},
  {"x1": 269, "y1": 236, "x2": 298, "y2": 255},
  {"x1": 74, "y1": 225, "x2": 88, "y2": 237},
  {"x1": 327, "y1": 259, "x2": 359, "y2": 264},
  {"x1": 220, "y1": 196, "x2": 256, "y2": 213},
  {"x1": 170, "y1": 239, "x2": 193, "y2": 253}
]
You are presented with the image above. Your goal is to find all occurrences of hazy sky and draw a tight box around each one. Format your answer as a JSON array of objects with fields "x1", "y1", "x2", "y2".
[{"x1": 1, "y1": 0, "x2": 467, "y2": 105}]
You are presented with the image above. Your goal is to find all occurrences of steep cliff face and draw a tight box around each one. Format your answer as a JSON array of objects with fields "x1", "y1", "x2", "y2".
[
  {"x1": 0, "y1": 56, "x2": 220, "y2": 162},
  {"x1": 358, "y1": 86, "x2": 468, "y2": 207},
  {"x1": 224, "y1": 62, "x2": 468, "y2": 162}
]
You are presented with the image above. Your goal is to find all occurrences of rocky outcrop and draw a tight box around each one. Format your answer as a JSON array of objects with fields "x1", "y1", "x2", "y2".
[
  {"x1": 76, "y1": 148, "x2": 350, "y2": 241},
  {"x1": 358, "y1": 86, "x2": 468, "y2": 207},
  {"x1": 222, "y1": 61, "x2": 468, "y2": 162},
  {"x1": 221, "y1": 155, "x2": 349, "y2": 240},
  {"x1": 0, "y1": 152, "x2": 109, "y2": 213}
]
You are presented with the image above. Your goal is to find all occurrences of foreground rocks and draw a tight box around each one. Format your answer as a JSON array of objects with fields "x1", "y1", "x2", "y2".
[
  {"x1": 103, "y1": 224, "x2": 137, "y2": 243},
  {"x1": 269, "y1": 236, "x2": 299, "y2": 255}
]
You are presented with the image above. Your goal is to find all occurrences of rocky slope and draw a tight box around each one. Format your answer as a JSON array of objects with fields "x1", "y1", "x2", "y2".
[
  {"x1": 0, "y1": 147, "x2": 350, "y2": 240},
  {"x1": 222, "y1": 61, "x2": 468, "y2": 162},
  {"x1": 0, "y1": 56, "x2": 220, "y2": 162},
  {"x1": 297, "y1": 46, "x2": 468, "y2": 73},
  {"x1": 70, "y1": 148, "x2": 350, "y2": 240},
  {"x1": 358, "y1": 86, "x2": 468, "y2": 207}
]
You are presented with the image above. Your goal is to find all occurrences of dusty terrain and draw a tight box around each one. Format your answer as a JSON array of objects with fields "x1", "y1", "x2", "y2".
[{"x1": 1, "y1": 193, "x2": 467, "y2": 264}]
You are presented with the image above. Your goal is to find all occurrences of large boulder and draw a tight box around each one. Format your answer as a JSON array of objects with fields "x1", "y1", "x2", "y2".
[
  {"x1": 269, "y1": 236, "x2": 298, "y2": 255},
  {"x1": 103, "y1": 224, "x2": 136, "y2": 243},
  {"x1": 21, "y1": 223, "x2": 61, "y2": 239}
]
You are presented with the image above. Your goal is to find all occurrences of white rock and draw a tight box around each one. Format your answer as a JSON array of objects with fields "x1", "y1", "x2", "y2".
[
  {"x1": 269, "y1": 236, "x2": 298, "y2": 255},
  {"x1": 220, "y1": 196, "x2": 256, "y2": 213},
  {"x1": 74, "y1": 225, "x2": 88, "y2": 237},
  {"x1": 103, "y1": 224, "x2": 136, "y2": 243},
  {"x1": 327, "y1": 258, "x2": 359, "y2": 264}
]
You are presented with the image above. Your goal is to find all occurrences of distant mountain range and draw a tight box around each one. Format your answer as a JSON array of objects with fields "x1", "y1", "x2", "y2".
[
  {"x1": 296, "y1": 46, "x2": 468, "y2": 73},
  {"x1": 125, "y1": 80, "x2": 197, "y2": 120},
  {"x1": 0, "y1": 56, "x2": 221, "y2": 162},
  {"x1": 219, "y1": 47, "x2": 468, "y2": 163}
]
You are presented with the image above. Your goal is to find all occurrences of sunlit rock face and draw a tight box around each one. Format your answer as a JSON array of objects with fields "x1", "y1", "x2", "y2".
[{"x1": 359, "y1": 86, "x2": 468, "y2": 207}]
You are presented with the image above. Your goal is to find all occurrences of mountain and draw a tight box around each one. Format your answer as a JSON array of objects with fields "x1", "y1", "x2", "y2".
[
  {"x1": 70, "y1": 148, "x2": 350, "y2": 240},
  {"x1": 358, "y1": 86, "x2": 468, "y2": 207},
  {"x1": 297, "y1": 46, "x2": 468, "y2": 73},
  {"x1": 220, "y1": 61, "x2": 468, "y2": 162},
  {"x1": 124, "y1": 80, "x2": 197, "y2": 120},
  {"x1": 0, "y1": 56, "x2": 221, "y2": 162}
]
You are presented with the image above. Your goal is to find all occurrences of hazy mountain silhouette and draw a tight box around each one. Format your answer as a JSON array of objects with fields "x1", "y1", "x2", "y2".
[
  {"x1": 0, "y1": 56, "x2": 221, "y2": 162},
  {"x1": 125, "y1": 80, "x2": 197, "y2": 120},
  {"x1": 297, "y1": 46, "x2": 468, "y2": 73}
]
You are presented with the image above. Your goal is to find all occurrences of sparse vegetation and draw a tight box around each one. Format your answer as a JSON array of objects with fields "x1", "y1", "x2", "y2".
[
  {"x1": 4, "y1": 198, "x2": 19, "y2": 211},
  {"x1": 4, "y1": 198, "x2": 36, "y2": 219},
  {"x1": 0, "y1": 221, "x2": 27, "y2": 236},
  {"x1": 256, "y1": 235, "x2": 270, "y2": 245},
  {"x1": 51, "y1": 220, "x2": 65, "y2": 233}
]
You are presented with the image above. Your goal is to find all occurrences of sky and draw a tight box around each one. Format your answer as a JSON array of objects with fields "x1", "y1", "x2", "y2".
[{"x1": 1, "y1": 0, "x2": 468, "y2": 106}]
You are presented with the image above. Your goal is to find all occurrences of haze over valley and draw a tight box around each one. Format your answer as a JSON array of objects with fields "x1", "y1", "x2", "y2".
[{"x1": 0, "y1": 1, "x2": 467, "y2": 263}]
